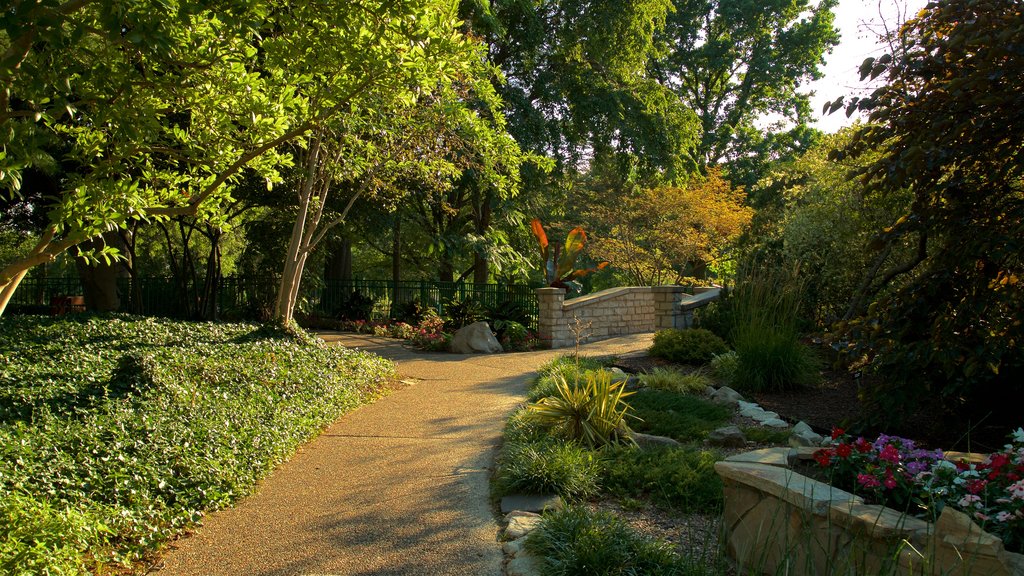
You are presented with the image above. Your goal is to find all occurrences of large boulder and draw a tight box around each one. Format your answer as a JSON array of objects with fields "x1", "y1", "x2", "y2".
[{"x1": 449, "y1": 321, "x2": 503, "y2": 354}]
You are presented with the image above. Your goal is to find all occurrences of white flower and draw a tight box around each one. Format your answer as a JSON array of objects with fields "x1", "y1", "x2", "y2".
[
  {"x1": 1013, "y1": 428, "x2": 1024, "y2": 443},
  {"x1": 997, "y1": 511, "x2": 1013, "y2": 522},
  {"x1": 959, "y1": 494, "x2": 982, "y2": 507}
]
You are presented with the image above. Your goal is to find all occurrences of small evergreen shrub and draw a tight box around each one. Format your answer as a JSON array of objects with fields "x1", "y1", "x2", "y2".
[
  {"x1": 525, "y1": 506, "x2": 688, "y2": 575},
  {"x1": 649, "y1": 328, "x2": 728, "y2": 365}
]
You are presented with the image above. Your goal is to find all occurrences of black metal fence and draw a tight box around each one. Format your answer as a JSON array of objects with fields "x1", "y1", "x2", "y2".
[{"x1": 10, "y1": 276, "x2": 540, "y2": 326}]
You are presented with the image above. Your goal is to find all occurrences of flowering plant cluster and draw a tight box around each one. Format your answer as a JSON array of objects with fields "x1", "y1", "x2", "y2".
[
  {"x1": 922, "y1": 429, "x2": 1024, "y2": 552},
  {"x1": 410, "y1": 315, "x2": 450, "y2": 351},
  {"x1": 814, "y1": 428, "x2": 1024, "y2": 553},
  {"x1": 814, "y1": 428, "x2": 945, "y2": 513}
]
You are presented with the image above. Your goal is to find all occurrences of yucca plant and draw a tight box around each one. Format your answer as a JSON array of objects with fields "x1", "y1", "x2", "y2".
[{"x1": 527, "y1": 370, "x2": 636, "y2": 447}]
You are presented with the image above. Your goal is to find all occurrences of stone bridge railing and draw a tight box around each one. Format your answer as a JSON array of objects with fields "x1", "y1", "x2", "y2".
[{"x1": 536, "y1": 285, "x2": 720, "y2": 349}]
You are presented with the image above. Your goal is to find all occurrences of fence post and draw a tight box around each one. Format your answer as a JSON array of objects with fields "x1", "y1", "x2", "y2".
[{"x1": 536, "y1": 287, "x2": 567, "y2": 348}]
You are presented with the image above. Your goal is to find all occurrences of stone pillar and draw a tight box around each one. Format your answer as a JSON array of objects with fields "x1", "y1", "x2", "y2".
[
  {"x1": 651, "y1": 286, "x2": 684, "y2": 330},
  {"x1": 536, "y1": 287, "x2": 567, "y2": 348}
]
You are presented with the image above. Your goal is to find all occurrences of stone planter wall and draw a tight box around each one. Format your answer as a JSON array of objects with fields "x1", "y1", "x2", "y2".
[
  {"x1": 536, "y1": 286, "x2": 719, "y2": 348},
  {"x1": 715, "y1": 448, "x2": 1024, "y2": 576}
]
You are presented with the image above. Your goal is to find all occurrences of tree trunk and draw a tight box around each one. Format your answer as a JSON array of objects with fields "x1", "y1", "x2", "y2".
[
  {"x1": 75, "y1": 232, "x2": 127, "y2": 312},
  {"x1": 325, "y1": 237, "x2": 352, "y2": 281}
]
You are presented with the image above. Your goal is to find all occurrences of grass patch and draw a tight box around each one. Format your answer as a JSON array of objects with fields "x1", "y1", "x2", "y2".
[
  {"x1": 741, "y1": 426, "x2": 792, "y2": 445},
  {"x1": 640, "y1": 367, "x2": 713, "y2": 394},
  {"x1": 0, "y1": 314, "x2": 394, "y2": 573},
  {"x1": 602, "y1": 446, "x2": 724, "y2": 513},
  {"x1": 493, "y1": 439, "x2": 602, "y2": 501},
  {"x1": 526, "y1": 506, "x2": 702, "y2": 576},
  {"x1": 628, "y1": 389, "x2": 732, "y2": 442}
]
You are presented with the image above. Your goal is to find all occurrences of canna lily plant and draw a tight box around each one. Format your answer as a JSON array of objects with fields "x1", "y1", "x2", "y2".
[{"x1": 530, "y1": 218, "x2": 609, "y2": 292}]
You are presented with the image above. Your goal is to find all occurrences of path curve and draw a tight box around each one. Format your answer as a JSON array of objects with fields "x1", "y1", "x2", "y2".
[{"x1": 150, "y1": 332, "x2": 654, "y2": 576}]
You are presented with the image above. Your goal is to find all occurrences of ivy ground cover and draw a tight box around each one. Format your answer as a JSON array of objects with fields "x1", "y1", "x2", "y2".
[{"x1": 0, "y1": 314, "x2": 395, "y2": 575}]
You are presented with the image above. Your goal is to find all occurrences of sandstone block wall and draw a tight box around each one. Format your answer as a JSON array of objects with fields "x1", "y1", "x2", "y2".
[{"x1": 536, "y1": 286, "x2": 720, "y2": 348}]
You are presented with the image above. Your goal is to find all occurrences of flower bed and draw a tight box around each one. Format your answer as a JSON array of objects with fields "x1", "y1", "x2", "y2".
[{"x1": 715, "y1": 443, "x2": 1024, "y2": 575}]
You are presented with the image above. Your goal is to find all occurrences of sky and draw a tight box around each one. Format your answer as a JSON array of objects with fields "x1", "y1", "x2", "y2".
[{"x1": 804, "y1": 0, "x2": 929, "y2": 132}]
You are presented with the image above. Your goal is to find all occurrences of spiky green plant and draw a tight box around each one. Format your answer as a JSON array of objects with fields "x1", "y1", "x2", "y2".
[{"x1": 527, "y1": 371, "x2": 635, "y2": 447}]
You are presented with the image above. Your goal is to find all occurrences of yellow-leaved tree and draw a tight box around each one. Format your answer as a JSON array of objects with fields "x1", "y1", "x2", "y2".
[{"x1": 589, "y1": 169, "x2": 752, "y2": 285}]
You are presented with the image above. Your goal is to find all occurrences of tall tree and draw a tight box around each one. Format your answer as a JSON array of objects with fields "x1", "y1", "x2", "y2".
[
  {"x1": 462, "y1": 0, "x2": 701, "y2": 185},
  {"x1": 830, "y1": 0, "x2": 1024, "y2": 433},
  {"x1": 652, "y1": 0, "x2": 839, "y2": 172},
  {"x1": 0, "y1": 0, "x2": 477, "y2": 316}
]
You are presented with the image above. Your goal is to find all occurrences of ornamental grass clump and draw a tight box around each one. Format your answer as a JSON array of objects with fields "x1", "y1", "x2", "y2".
[
  {"x1": 527, "y1": 371, "x2": 635, "y2": 447},
  {"x1": 639, "y1": 367, "x2": 712, "y2": 394},
  {"x1": 729, "y1": 265, "x2": 819, "y2": 392}
]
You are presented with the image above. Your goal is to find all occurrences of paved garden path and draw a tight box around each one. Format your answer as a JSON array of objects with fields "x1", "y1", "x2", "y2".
[{"x1": 150, "y1": 332, "x2": 654, "y2": 576}]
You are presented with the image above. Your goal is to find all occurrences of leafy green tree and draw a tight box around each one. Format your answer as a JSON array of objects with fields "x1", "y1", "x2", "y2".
[
  {"x1": 462, "y1": 0, "x2": 701, "y2": 185},
  {"x1": 830, "y1": 0, "x2": 1024, "y2": 434},
  {"x1": 652, "y1": 0, "x2": 839, "y2": 173},
  {"x1": 0, "y1": 0, "x2": 479, "y2": 317}
]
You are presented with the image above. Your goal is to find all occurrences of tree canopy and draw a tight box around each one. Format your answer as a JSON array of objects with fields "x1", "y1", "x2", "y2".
[
  {"x1": 0, "y1": 0, "x2": 490, "y2": 315},
  {"x1": 831, "y1": 0, "x2": 1024, "y2": 430}
]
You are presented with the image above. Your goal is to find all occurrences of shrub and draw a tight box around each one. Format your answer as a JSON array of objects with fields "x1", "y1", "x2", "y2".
[
  {"x1": 527, "y1": 371, "x2": 634, "y2": 447},
  {"x1": 639, "y1": 367, "x2": 712, "y2": 394},
  {"x1": 394, "y1": 298, "x2": 433, "y2": 325},
  {"x1": 709, "y1": 351, "x2": 739, "y2": 384},
  {"x1": 649, "y1": 328, "x2": 728, "y2": 365},
  {"x1": 733, "y1": 326, "x2": 820, "y2": 392},
  {"x1": 693, "y1": 294, "x2": 734, "y2": 343},
  {"x1": 525, "y1": 506, "x2": 687, "y2": 575},
  {"x1": 410, "y1": 314, "x2": 449, "y2": 351},
  {"x1": 728, "y1": 265, "x2": 819, "y2": 392},
  {"x1": 442, "y1": 296, "x2": 484, "y2": 331},
  {"x1": 0, "y1": 315, "x2": 394, "y2": 572},
  {"x1": 335, "y1": 289, "x2": 376, "y2": 321},
  {"x1": 627, "y1": 389, "x2": 731, "y2": 442},
  {"x1": 602, "y1": 446, "x2": 724, "y2": 512},
  {"x1": 493, "y1": 440, "x2": 601, "y2": 501},
  {"x1": 485, "y1": 299, "x2": 534, "y2": 330}
]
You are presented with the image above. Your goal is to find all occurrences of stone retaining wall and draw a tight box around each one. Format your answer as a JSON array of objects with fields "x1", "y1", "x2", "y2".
[
  {"x1": 716, "y1": 447, "x2": 1024, "y2": 576},
  {"x1": 536, "y1": 286, "x2": 719, "y2": 348}
]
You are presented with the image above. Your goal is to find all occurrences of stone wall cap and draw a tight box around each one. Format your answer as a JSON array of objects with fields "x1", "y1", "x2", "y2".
[
  {"x1": 716, "y1": 460, "x2": 861, "y2": 515},
  {"x1": 724, "y1": 447, "x2": 791, "y2": 467}
]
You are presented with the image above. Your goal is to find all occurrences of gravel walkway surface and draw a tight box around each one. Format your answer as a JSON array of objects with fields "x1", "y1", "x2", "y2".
[{"x1": 149, "y1": 332, "x2": 653, "y2": 576}]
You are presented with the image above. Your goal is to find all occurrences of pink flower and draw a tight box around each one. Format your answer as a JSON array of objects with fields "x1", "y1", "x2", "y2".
[
  {"x1": 879, "y1": 444, "x2": 900, "y2": 463},
  {"x1": 858, "y1": 474, "x2": 881, "y2": 488},
  {"x1": 883, "y1": 475, "x2": 898, "y2": 490}
]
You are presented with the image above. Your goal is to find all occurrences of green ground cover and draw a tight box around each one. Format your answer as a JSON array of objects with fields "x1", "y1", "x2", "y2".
[{"x1": 0, "y1": 314, "x2": 395, "y2": 575}]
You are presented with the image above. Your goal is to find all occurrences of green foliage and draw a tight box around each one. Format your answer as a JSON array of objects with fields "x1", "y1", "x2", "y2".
[
  {"x1": 0, "y1": 315, "x2": 394, "y2": 571},
  {"x1": 709, "y1": 351, "x2": 739, "y2": 384},
  {"x1": 639, "y1": 367, "x2": 712, "y2": 394},
  {"x1": 826, "y1": 0, "x2": 1024, "y2": 433},
  {"x1": 649, "y1": 328, "x2": 729, "y2": 365},
  {"x1": 336, "y1": 289, "x2": 376, "y2": 322},
  {"x1": 529, "y1": 356, "x2": 609, "y2": 401},
  {"x1": 655, "y1": 0, "x2": 839, "y2": 171},
  {"x1": 493, "y1": 440, "x2": 602, "y2": 501},
  {"x1": 627, "y1": 389, "x2": 731, "y2": 442},
  {"x1": 525, "y1": 506, "x2": 691, "y2": 576},
  {"x1": 442, "y1": 296, "x2": 485, "y2": 331},
  {"x1": 692, "y1": 298, "x2": 734, "y2": 343},
  {"x1": 0, "y1": 491, "x2": 107, "y2": 576},
  {"x1": 527, "y1": 371, "x2": 634, "y2": 448},
  {"x1": 729, "y1": 266, "x2": 819, "y2": 392},
  {"x1": 602, "y1": 446, "x2": 723, "y2": 512},
  {"x1": 394, "y1": 297, "x2": 434, "y2": 325},
  {"x1": 741, "y1": 426, "x2": 792, "y2": 445}
]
